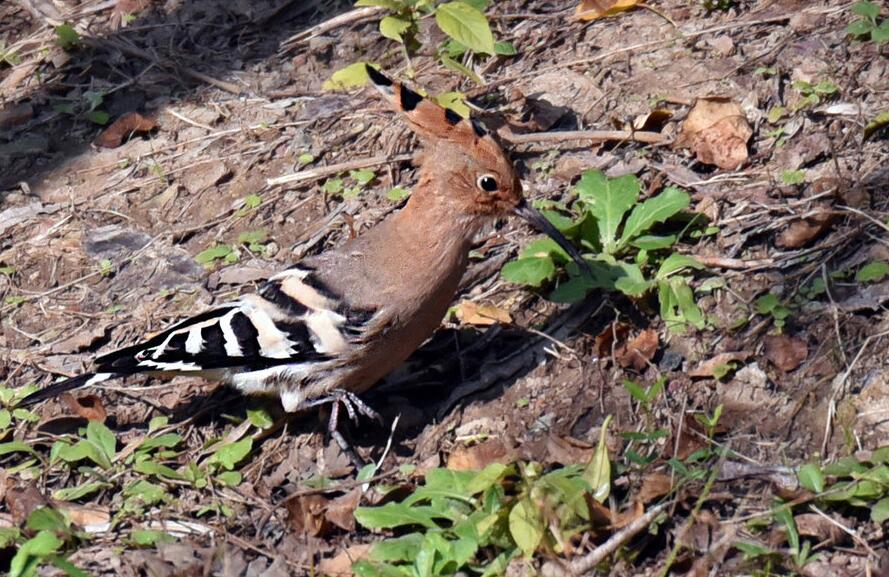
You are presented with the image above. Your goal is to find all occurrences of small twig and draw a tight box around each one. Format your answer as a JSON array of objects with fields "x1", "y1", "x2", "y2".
[
  {"x1": 691, "y1": 255, "x2": 776, "y2": 270},
  {"x1": 279, "y1": 6, "x2": 386, "y2": 51},
  {"x1": 541, "y1": 501, "x2": 673, "y2": 577},
  {"x1": 501, "y1": 129, "x2": 667, "y2": 146},
  {"x1": 267, "y1": 154, "x2": 413, "y2": 187}
]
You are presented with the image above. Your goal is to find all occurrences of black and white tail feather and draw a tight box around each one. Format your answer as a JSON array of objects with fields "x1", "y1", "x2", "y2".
[{"x1": 19, "y1": 265, "x2": 377, "y2": 412}]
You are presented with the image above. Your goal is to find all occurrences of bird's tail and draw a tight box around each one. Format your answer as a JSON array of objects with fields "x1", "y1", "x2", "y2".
[{"x1": 17, "y1": 373, "x2": 116, "y2": 407}]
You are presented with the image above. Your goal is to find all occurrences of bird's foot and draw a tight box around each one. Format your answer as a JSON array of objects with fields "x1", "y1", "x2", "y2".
[{"x1": 304, "y1": 389, "x2": 381, "y2": 469}]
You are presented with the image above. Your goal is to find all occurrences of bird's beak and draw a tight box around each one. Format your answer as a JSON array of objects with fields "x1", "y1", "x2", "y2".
[{"x1": 514, "y1": 200, "x2": 591, "y2": 276}]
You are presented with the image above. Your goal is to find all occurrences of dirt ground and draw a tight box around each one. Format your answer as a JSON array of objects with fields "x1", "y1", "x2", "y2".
[{"x1": 1, "y1": 0, "x2": 888, "y2": 575}]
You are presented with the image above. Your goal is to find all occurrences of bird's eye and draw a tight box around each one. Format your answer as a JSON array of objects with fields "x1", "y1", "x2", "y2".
[{"x1": 477, "y1": 174, "x2": 498, "y2": 192}]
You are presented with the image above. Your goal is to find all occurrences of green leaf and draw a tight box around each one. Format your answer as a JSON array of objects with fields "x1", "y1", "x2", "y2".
[
  {"x1": 618, "y1": 186, "x2": 690, "y2": 249},
  {"x1": 465, "y1": 463, "x2": 508, "y2": 494},
  {"x1": 379, "y1": 16, "x2": 411, "y2": 42},
  {"x1": 138, "y1": 433, "x2": 182, "y2": 451},
  {"x1": 864, "y1": 110, "x2": 889, "y2": 138},
  {"x1": 368, "y1": 534, "x2": 424, "y2": 563},
  {"x1": 10, "y1": 531, "x2": 63, "y2": 577},
  {"x1": 872, "y1": 20, "x2": 889, "y2": 43},
  {"x1": 217, "y1": 471, "x2": 242, "y2": 486},
  {"x1": 0, "y1": 440, "x2": 39, "y2": 458},
  {"x1": 130, "y1": 529, "x2": 175, "y2": 547},
  {"x1": 209, "y1": 437, "x2": 253, "y2": 471},
  {"x1": 237, "y1": 229, "x2": 268, "y2": 247},
  {"x1": 501, "y1": 257, "x2": 556, "y2": 287},
  {"x1": 856, "y1": 261, "x2": 889, "y2": 283},
  {"x1": 350, "y1": 169, "x2": 376, "y2": 185},
  {"x1": 87, "y1": 420, "x2": 117, "y2": 464},
  {"x1": 55, "y1": 24, "x2": 80, "y2": 50},
  {"x1": 53, "y1": 481, "x2": 109, "y2": 501},
  {"x1": 57, "y1": 440, "x2": 111, "y2": 469},
  {"x1": 754, "y1": 293, "x2": 780, "y2": 314},
  {"x1": 508, "y1": 497, "x2": 544, "y2": 557},
  {"x1": 494, "y1": 41, "x2": 517, "y2": 56},
  {"x1": 852, "y1": 0, "x2": 880, "y2": 21},
  {"x1": 780, "y1": 170, "x2": 806, "y2": 185},
  {"x1": 583, "y1": 415, "x2": 612, "y2": 502},
  {"x1": 323, "y1": 62, "x2": 376, "y2": 91},
  {"x1": 435, "y1": 2, "x2": 495, "y2": 55},
  {"x1": 26, "y1": 508, "x2": 68, "y2": 533},
  {"x1": 575, "y1": 171, "x2": 640, "y2": 254},
  {"x1": 85, "y1": 110, "x2": 110, "y2": 125},
  {"x1": 871, "y1": 497, "x2": 889, "y2": 524},
  {"x1": 297, "y1": 153, "x2": 315, "y2": 166},
  {"x1": 671, "y1": 277, "x2": 706, "y2": 329},
  {"x1": 656, "y1": 253, "x2": 704, "y2": 280},
  {"x1": 439, "y1": 54, "x2": 483, "y2": 85},
  {"x1": 134, "y1": 460, "x2": 184, "y2": 480},
  {"x1": 322, "y1": 178, "x2": 344, "y2": 194},
  {"x1": 242, "y1": 194, "x2": 262, "y2": 210},
  {"x1": 0, "y1": 266, "x2": 15, "y2": 276},
  {"x1": 0, "y1": 409, "x2": 10, "y2": 430},
  {"x1": 195, "y1": 244, "x2": 234, "y2": 265},
  {"x1": 797, "y1": 463, "x2": 825, "y2": 493},
  {"x1": 631, "y1": 234, "x2": 676, "y2": 251},
  {"x1": 773, "y1": 504, "x2": 799, "y2": 553},
  {"x1": 847, "y1": 18, "x2": 875, "y2": 37},
  {"x1": 354, "y1": 503, "x2": 440, "y2": 529},
  {"x1": 123, "y1": 480, "x2": 168, "y2": 506},
  {"x1": 247, "y1": 408, "x2": 274, "y2": 429},
  {"x1": 386, "y1": 187, "x2": 410, "y2": 201},
  {"x1": 520, "y1": 237, "x2": 570, "y2": 263},
  {"x1": 612, "y1": 262, "x2": 652, "y2": 297},
  {"x1": 434, "y1": 91, "x2": 470, "y2": 118}
]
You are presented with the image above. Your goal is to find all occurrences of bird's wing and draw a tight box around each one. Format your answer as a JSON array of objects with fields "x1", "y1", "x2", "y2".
[{"x1": 93, "y1": 265, "x2": 378, "y2": 376}]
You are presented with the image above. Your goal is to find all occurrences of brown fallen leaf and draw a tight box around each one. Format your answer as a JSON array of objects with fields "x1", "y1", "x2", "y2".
[
  {"x1": 94, "y1": 112, "x2": 157, "y2": 148},
  {"x1": 318, "y1": 545, "x2": 372, "y2": 577},
  {"x1": 676, "y1": 98, "x2": 751, "y2": 170},
  {"x1": 545, "y1": 434, "x2": 595, "y2": 466},
  {"x1": 448, "y1": 439, "x2": 512, "y2": 470},
  {"x1": 5, "y1": 486, "x2": 50, "y2": 525},
  {"x1": 594, "y1": 321, "x2": 630, "y2": 359},
  {"x1": 775, "y1": 209, "x2": 834, "y2": 249},
  {"x1": 50, "y1": 322, "x2": 108, "y2": 354},
  {"x1": 763, "y1": 334, "x2": 808, "y2": 372},
  {"x1": 665, "y1": 416, "x2": 708, "y2": 461},
  {"x1": 324, "y1": 488, "x2": 362, "y2": 532},
  {"x1": 794, "y1": 513, "x2": 844, "y2": 545},
  {"x1": 454, "y1": 300, "x2": 511, "y2": 326},
  {"x1": 60, "y1": 393, "x2": 107, "y2": 422},
  {"x1": 615, "y1": 328, "x2": 659, "y2": 371},
  {"x1": 285, "y1": 494, "x2": 329, "y2": 537},
  {"x1": 575, "y1": 0, "x2": 640, "y2": 20},
  {"x1": 58, "y1": 503, "x2": 111, "y2": 533},
  {"x1": 688, "y1": 351, "x2": 750, "y2": 378},
  {"x1": 637, "y1": 472, "x2": 674, "y2": 503}
]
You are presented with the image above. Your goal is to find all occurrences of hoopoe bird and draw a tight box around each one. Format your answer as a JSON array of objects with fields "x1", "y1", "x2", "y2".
[{"x1": 20, "y1": 66, "x2": 587, "y2": 443}]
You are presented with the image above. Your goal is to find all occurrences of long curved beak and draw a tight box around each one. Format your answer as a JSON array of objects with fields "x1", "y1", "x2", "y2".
[{"x1": 514, "y1": 200, "x2": 591, "y2": 276}]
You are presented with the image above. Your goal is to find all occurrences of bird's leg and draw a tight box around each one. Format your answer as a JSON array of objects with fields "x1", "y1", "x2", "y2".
[{"x1": 304, "y1": 389, "x2": 381, "y2": 470}]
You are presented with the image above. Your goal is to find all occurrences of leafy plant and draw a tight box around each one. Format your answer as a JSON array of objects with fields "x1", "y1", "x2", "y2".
[
  {"x1": 322, "y1": 169, "x2": 377, "y2": 199},
  {"x1": 326, "y1": 0, "x2": 514, "y2": 89},
  {"x1": 792, "y1": 79, "x2": 839, "y2": 111},
  {"x1": 846, "y1": 1, "x2": 889, "y2": 43},
  {"x1": 502, "y1": 170, "x2": 707, "y2": 331},
  {"x1": 195, "y1": 243, "x2": 240, "y2": 267},
  {"x1": 856, "y1": 261, "x2": 889, "y2": 283},
  {"x1": 753, "y1": 293, "x2": 792, "y2": 331},
  {"x1": 54, "y1": 24, "x2": 81, "y2": 50},
  {"x1": 353, "y1": 418, "x2": 615, "y2": 576}
]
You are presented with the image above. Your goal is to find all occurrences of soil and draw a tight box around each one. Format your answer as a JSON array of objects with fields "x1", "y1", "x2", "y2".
[{"x1": 1, "y1": 0, "x2": 888, "y2": 575}]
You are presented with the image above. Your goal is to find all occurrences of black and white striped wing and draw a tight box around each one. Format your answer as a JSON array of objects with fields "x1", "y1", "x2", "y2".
[{"x1": 94, "y1": 265, "x2": 374, "y2": 380}]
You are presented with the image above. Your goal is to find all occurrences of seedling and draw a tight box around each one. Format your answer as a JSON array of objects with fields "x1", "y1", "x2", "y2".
[
  {"x1": 754, "y1": 293, "x2": 792, "y2": 331},
  {"x1": 792, "y1": 79, "x2": 839, "y2": 111},
  {"x1": 501, "y1": 170, "x2": 707, "y2": 332},
  {"x1": 846, "y1": 1, "x2": 889, "y2": 44}
]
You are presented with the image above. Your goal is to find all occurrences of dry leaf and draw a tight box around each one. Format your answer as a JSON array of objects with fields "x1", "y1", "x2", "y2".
[
  {"x1": 58, "y1": 503, "x2": 111, "y2": 533},
  {"x1": 318, "y1": 545, "x2": 372, "y2": 577},
  {"x1": 794, "y1": 513, "x2": 844, "y2": 544},
  {"x1": 324, "y1": 489, "x2": 362, "y2": 532},
  {"x1": 285, "y1": 494, "x2": 329, "y2": 537},
  {"x1": 448, "y1": 439, "x2": 512, "y2": 470},
  {"x1": 60, "y1": 393, "x2": 107, "y2": 422},
  {"x1": 688, "y1": 351, "x2": 750, "y2": 378},
  {"x1": 5, "y1": 486, "x2": 50, "y2": 525},
  {"x1": 763, "y1": 334, "x2": 808, "y2": 372},
  {"x1": 454, "y1": 300, "x2": 511, "y2": 326},
  {"x1": 615, "y1": 328, "x2": 659, "y2": 371},
  {"x1": 676, "y1": 98, "x2": 751, "y2": 170},
  {"x1": 545, "y1": 434, "x2": 595, "y2": 466},
  {"x1": 94, "y1": 112, "x2": 157, "y2": 148},
  {"x1": 594, "y1": 321, "x2": 630, "y2": 359},
  {"x1": 637, "y1": 472, "x2": 674, "y2": 503},
  {"x1": 575, "y1": 0, "x2": 640, "y2": 20},
  {"x1": 50, "y1": 322, "x2": 108, "y2": 354},
  {"x1": 775, "y1": 209, "x2": 833, "y2": 249}
]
